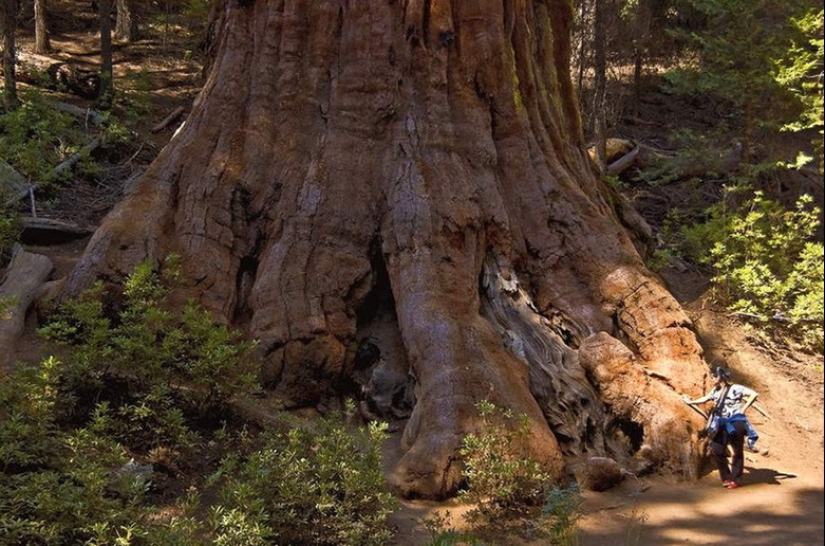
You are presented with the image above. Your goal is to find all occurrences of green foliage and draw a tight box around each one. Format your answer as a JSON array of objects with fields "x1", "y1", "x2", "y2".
[
  {"x1": 38, "y1": 255, "x2": 259, "y2": 450},
  {"x1": 208, "y1": 410, "x2": 397, "y2": 546},
  {"x1": 774, "y1": 8, "x2": 824, "y2": 173},
  {"x1": 0, "y1": 358, "x2": 62, "y2": 471},
  {"x1": 458, "y1": 400, "x2": 551, "y2": 524},
  {"x1": 631, "y1": 128, "x2": 732, "y2": 186},
  {"x1": 542, "y1": 485, "x2": 584, "y2": 546},
  {"x1": 666, "y1": 0, "x2": 815, "y2": 154},
  {"x1": 0, "y1": 200, "x2": 20, "y2": 265},
  {"x1": 0, "y1": 359, "x2": 202, "y2": 546},
  {"x1": 0, "y1": 89, "x2": 91, "y2": 191},
  {"x1": 0, "y1": 256, "x2": 268, "y2": 545},
  {"x1": 683, "y1": 190, "x2": 823, "y2": 349}
]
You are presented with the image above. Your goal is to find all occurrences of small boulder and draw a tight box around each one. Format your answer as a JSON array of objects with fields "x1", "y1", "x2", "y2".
[{"x1": 575, "y1": 456, "x2": 625, "y2": 492}]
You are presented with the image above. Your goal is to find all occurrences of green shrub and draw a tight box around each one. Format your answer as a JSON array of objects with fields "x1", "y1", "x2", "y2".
[
  {"x1": 542, "y1": 484, "x2": 583, "y2": 546},
  {"x1": 208, "y1": 409, "x2": 397, "y2": 546},
  {"x1": 458, "y1": 400, "x2": 551, "y2": 524},
  {"x1": 38, "y1": 255, "x2": 259, "y2": 451},
  {"x1": 0, "y1": 201, "x2": 20, "y2": 265},
  {"x1": 0, "y1": 358, "x2": 203, "y2": 546},
  {"x1": 0, "y1": 90, "x2": 85, "y2": 190},
  {"x1": 683, "y1": 190, "x2": 823, "y2": 349}
]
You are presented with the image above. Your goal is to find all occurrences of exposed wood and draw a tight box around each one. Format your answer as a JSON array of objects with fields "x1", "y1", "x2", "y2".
[
  {"x1": 1, "y1": 0, "x2": 19, "y2": 110},
  {"x1": 0, "y1": 160, "x2": 30, "y2": 206},
  {"x1": 51, "y1": 100, "x2": 106, "y2": 127},
  {"x1": 16, "y1": 51, "x2": 100, "y2": 99},
  {"x1": 151, "y1": 106, "x2": 186, "y2": 133},
  {"x1": 607, "y1": 145, "x2": 640, "y2": 175},
  {"x1": 50, "y1": 136, "x2": 104, "y2": 180},
  {"x1": 0, "y1": 245, "x2": 53, "y2": 368},
  {"x1": 19, "y1": 216, "x2": 94, "y2": 245}
]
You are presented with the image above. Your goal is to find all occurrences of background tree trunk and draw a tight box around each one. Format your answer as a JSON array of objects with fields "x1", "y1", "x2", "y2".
[
  {"x1": 34, "y1": 0, "x2": 50, "y2": 54},
  {"x1": 60, "y1": 0, "x2": 710, "y2": 499},
  {"x1": 114, "y1": 0, "x2": 138, "y2": 42},
  {"x1": 96, "y1": 0, "x2": 113, "y2": 108},
  {"x1": 592, "y1": 0, "x2": 607, "y2": 174},
  {"x1": 1, "y1": 0, "x2": 18, "y2": 111}
]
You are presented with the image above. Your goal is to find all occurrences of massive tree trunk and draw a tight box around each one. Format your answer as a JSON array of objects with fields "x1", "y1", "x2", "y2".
[{"x1": 59, "y1": 0, "x2": 711, "y2": 499}]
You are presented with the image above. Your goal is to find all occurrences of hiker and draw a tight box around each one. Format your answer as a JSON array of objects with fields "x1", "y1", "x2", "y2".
[{"x1": 683, "y1": 366, "x2": 759, "y2": 489}]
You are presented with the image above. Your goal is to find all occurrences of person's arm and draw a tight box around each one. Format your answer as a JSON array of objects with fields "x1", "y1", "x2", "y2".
[
  {"x1": 740, "y1": 388, "x2": 758, "y2": 414},
  {"x1": 683, "y1": 392, "x2": 713, "y2": 405}
]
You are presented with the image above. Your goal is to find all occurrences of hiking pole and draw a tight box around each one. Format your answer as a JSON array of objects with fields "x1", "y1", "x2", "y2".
[
  {"x1": 683, "y1": 400, "x2": 708, "y2": 420},
  {"x1": 750, "y1": 402, "x2": 771, "y2": 420}
]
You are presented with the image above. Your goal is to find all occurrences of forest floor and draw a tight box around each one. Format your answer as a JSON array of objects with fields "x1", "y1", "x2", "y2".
[{"x1": 3, "y1": 4, "x2": 824, "y2": 546}]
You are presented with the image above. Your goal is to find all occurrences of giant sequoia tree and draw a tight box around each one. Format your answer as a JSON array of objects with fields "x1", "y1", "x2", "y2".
[{"x1": 60, "y1": 0, "x2": 711, "y2": 498}]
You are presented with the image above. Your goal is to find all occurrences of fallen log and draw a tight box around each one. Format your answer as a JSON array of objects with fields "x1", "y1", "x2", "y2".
[
  {"x1": 1, "y1": 161, "x2": 31, "y2": 207},
  {"x1": 51, "y1": 100, "x2": 106, "y2": 127},
  {"x1": 607, "y1": 145, "x2": 640, "y2": 176},
  {"x1": 17, "y1": 51, "x2": 100, "y2": 100},
  {"x1": 0, "y1": 245, "x2": 53, "y2": 369},
  {"x1": 50, "y1": 137, "x2": 104, "y2": 181},
  {"x1": 19, "y1": 217, "x2": 94, "y2": 245},
  {"x1": 151, "y1": 106, "x2": 186, "y2": 133}
]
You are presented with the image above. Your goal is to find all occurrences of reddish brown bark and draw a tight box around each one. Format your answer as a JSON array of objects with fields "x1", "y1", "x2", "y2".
[{"x1": 60, "y1": 0, "x2": 711, "y2": 499}]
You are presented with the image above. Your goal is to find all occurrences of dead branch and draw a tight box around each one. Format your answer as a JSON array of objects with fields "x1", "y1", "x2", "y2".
[
  {"x1": 50, "y1": 137, "x2": 104, "y2": 180},
  {"x1": 151, "y1": 106, "x2": 186, "y2": 133},
  {"x1": 606, "y1": 145, "x2": 640, "y2": 175},
  {"x1": 51, "y1": 101, "x2": 106, "y2": 128}
]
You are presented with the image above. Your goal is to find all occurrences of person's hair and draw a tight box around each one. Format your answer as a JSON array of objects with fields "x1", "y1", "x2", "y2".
[{"x1": 713, "y1": 366, "x2": 731, "y2": 381}]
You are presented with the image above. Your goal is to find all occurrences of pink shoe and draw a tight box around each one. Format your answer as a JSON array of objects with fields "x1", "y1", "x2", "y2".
[
  {"x1": 726, "y1": 481, "x2": 741, "y2": 489},
  {"x1": 722, "y1": 479, "x2": 735, "y2": 487}
]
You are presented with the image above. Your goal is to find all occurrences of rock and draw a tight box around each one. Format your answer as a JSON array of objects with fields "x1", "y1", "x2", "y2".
[{"x1": 575, "y1": 456, "x2": 625, "y2": 492}]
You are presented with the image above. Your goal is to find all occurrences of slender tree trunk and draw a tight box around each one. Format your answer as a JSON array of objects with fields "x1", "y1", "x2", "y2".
[
  {"x1": 114, "y1": 0, "x2": 138, "y2": 42},
  {"x1": 592, "y1": 0, "x2": 607, "y2": 173},
  {"x1": 0, "y1": 0, "x2": 18, "y2": 111},
  {"x1": 34, "y1": 0, "x2": 50, "y2": 54},
  {"x1": 575, "y1": 0, "x2": 589, "y2": 101},
  {"x1": 97, "y1": 0, "x2": 113, "y2": 108},
  {"x1": 632, "y1": 0, "x2": 653, "y2": 119},
  {"x1": 60, "y1": 0, "x2": 710, "y2": 499}
]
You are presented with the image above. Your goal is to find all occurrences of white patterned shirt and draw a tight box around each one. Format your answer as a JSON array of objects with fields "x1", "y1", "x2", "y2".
[{"x1": 710, "y1": 384, "x2": 757, "y2": 418}]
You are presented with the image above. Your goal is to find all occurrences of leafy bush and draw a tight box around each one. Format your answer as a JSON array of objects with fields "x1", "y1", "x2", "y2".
[
  {"x1": 0, "y1": 358, "x2": 202, "y2": 546},
  {"x1": 0, "y1": 200, "x2": 20, "y2": 265},
  {"x1": 774, "y1": 8, "x2": 824, "y2": 174},
  {"x1": 683, "y1": 190, "x2": 823, "y2": 349},
  {"x1": 208, "y1": 409, "x2": 397, "y2": 546},
  {"x1": 0, "y1": 90, "x2": 88, "y2": 190},
  {"x1": 38, "y1": 255, "x2": 259, "y2": 451},
  {"x1": 542, "y1": 484, "x2": 584, "y2": 546},
  {"x1": 458, "y1": 400, "x2": 551, "y2": 524}
]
